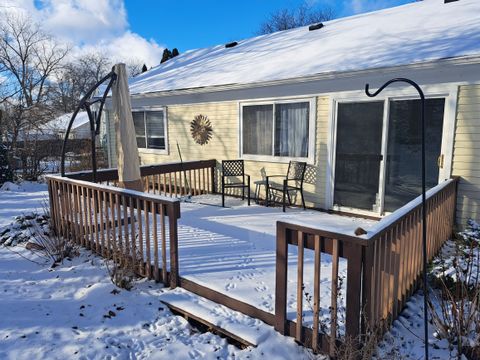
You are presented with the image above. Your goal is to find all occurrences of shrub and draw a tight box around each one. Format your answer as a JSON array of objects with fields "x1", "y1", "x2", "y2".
[{"x1": 428, "y1": 219, "x2": 480, "y2": 359}]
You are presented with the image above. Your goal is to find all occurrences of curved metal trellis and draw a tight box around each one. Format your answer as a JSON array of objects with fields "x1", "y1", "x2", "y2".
[{"x1": 60, "y1": 70, "x2": 117, "y2": 182}]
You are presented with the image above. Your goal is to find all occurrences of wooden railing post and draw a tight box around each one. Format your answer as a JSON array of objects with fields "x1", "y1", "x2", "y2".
[
  {"x1": 168, "y1": 201, "x2": 181, "y2": 288},
  {"x1": 274, "y1": 222, "x2": 288, "y2": 334},
  {"x1": 211, "y1": 164, "x2": 216, "y2": 194},
  {"x1": 361, "y1": 241, "x2": 375, "y2": 332},
  {"x1": 47, "y1": 179, "x2": 57, "y2": 235},
  {"x1": 344, "y1": 242, "x2": 364, "y2": 339}
]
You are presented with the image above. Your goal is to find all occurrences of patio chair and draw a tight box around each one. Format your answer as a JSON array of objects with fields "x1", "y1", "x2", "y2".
[
  {"x1": 266, "y1": 161, "x2": 307, "y2": 212},
  {"x1": 221, "y1": 160, "x2": 251, "y2": 207}
]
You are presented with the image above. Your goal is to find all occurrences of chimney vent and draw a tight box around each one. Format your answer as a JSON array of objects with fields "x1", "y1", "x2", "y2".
[
  {"x1": 309, "y1": 23, "x2": 324, "y2": 31},
  {"x1": 225, "y1": 42, "x2": 238, "y2": 49}
]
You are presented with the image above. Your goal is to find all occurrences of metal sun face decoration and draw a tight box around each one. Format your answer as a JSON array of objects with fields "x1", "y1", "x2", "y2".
[{"x1": 190, "y1": 114, "x2": 213, "y2": 145}]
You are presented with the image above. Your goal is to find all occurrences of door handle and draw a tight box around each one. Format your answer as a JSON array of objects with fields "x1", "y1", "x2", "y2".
[{"x1": 437, "y1": 154, "x2": 444, "y2": 169}]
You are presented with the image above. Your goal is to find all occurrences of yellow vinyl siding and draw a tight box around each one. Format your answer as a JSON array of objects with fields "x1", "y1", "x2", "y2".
[
  {"x1": 137, "y1": 97, "x2": 330, "y2": 209},
  {"x1": 452, "y1": 84, "x2": 480, "y2": 226}
]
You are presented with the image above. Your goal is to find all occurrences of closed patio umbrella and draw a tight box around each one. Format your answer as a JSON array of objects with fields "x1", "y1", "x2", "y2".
[{"x1": 112, "y1": 63, "x2": 143, "y2": 192}]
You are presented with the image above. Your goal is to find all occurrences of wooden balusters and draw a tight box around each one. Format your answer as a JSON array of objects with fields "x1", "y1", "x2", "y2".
[
  {"x1": 152, "y1": 201, "x2": 159, "y2": 282},
  {"x1": 329, "y1": 239, "x2": 339, "y2": 356},
  {"x1": 144, "y1": 199, "x2": 151, "y2": 279},
  {"x1": 160, "y1": 204, "x2": 167, "y2": 285},
  {"x1": 312, "y1": 235, "x2": 321, "y2": 351},
  {"x1": 296, "y1": 231, "x2": 304, "y2": 342},
  {"x1": 136, "y1": 198, "x2": 144, "y2": 276}
]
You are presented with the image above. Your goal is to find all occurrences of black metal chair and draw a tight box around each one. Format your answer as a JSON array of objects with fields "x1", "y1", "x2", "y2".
[
  {"x1": 221, "y1": 160, "x2": 250, "y2": 207},
  {"x1": 266, "y1": 161, "x2": 307, "y2": 212}
]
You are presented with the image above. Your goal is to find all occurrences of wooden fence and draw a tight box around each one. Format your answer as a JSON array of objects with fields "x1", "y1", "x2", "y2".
[{"x1": 274, "y1": 177, "x2": 458, "y2": 354}]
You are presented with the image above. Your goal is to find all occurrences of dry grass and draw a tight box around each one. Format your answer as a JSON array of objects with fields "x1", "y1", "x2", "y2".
[
  {"x1": 428, "y1": 221, "x2": 480, "y2": 359},
  {"x1": 104, "y1": 239, "x2": 139, "y2": 291},
  {"x1": 26, "y1": 201, "x2": 79, "y2": 266}
]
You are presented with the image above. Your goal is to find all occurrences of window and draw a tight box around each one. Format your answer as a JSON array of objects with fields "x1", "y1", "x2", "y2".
[
  {"x1": 241, "y1": 100, "x2": 311, "y2": 160},
  {"x1": 132, "y1": 110, "x2": 166, "y2": 150}
]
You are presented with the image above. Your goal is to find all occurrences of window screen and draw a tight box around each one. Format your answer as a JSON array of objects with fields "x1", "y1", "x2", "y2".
[
  {"x1": 242, "y1": 101, "x2": 310, "y2": 158},
  {"x1": 131, "y1": 110, "x2": 166, "y2": 150}
]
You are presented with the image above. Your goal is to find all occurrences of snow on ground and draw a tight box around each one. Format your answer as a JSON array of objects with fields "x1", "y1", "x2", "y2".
[
  {"x1": 1, "y1": 182, "x2": 468, "y2": 359},
  {"x1": 0, "y1": 182, "x2": 48, "y2": 228},
  {"x1": 375, "y1": 293, "x2": 460, "y2": 359},
  {"x1": 0, "y1": 247, "x2": 320, "y2": 360},
  {"x1": 0, "y1": 183, "x2": 322, "y2": 360},
  {"x1": 177, "y1": 195, "x2": 376, "y2": 333}
]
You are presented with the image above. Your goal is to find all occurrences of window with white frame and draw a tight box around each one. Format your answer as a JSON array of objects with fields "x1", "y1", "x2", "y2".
[
  {"x1": 241, "y1": 100, "x2": 312, "y2": 160},
  {"x1": 132, "y1": 110, "x2": 166, "y2": 150}
]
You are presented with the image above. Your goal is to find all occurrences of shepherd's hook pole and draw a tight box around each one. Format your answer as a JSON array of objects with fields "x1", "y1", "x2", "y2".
[{"x1": 365, "y1": 78, "x2": 428, "y2": 360}]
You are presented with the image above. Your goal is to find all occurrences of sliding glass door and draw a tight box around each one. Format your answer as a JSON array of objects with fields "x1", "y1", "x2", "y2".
[
  {"x1": 333, "y1": 98, "x2": 445, "y2": 215},
  {"x1": 383, "y1": 99, "x2": 445, "y2": 212},
  {"x1": 334, "y1": 102, "x2": 384, "y2": 211}
]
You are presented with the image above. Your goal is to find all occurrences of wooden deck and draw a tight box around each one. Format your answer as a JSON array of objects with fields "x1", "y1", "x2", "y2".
[{"x1": 46, "y1": 159, "x2": 458, "y2": 356}]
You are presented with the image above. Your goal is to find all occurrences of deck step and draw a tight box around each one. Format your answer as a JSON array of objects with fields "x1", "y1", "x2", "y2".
[{"x1": 159, "y1": 288, "x2": 271, "y2": 347}]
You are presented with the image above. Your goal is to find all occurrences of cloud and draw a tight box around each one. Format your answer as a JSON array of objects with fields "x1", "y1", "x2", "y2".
[
  {"x1": 79, "y1": 31, "x2": 165, "y2": 69},
  {"x1": 0, "y1": 0, "x2": 164, "y2": 67},
  {"x1": 38, "y1": 0, "x2": 128, "y2": 44}
]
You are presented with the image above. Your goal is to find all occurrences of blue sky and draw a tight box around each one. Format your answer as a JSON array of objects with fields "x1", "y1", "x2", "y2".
[{"x1": 124, "y1": 0, "x2": 415, "y2": 51}]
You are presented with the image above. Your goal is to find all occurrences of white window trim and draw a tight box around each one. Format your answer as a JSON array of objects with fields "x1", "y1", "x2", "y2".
[
  {"x1": 325, "y1": 83, "x2": 459, "y2": 215},
  {"x1": 132, "y1": 107, "x2": 169, "y2": 155},
  {"x1": 239, "y1": 97, "x2": 316, "y2": 164}
]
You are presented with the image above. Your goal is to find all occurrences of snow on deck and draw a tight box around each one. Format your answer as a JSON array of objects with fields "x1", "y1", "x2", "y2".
[
  {"x1": 128, "y1": 0, "x2": 480, "y2": 95},
  {"x1": 176, "y1": 195, "x2": 375, "y2": 332}
]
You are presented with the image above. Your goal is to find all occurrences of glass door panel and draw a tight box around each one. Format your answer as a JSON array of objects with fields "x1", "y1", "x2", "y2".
[
  {"x1": 383, "y1": 98, "x2": 445, "y2": 212},
  {"x1": 334, "y1": 102, "x2": 384, "y2": 211}
]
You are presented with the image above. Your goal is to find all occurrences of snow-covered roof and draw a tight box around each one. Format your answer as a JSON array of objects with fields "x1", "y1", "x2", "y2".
[
  {"x1": 46, "y1": 112, "x2": 90, "y2": 133},
  {"x1": 128, "y1": 0, "x2": 480, "y2": 95}
]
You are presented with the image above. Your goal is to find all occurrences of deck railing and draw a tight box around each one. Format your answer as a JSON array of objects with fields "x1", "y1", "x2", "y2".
[
  {"x1": 274, "y1": 177, "x2": 458, "y2": 355},
  {"x1": 47, "y1": 174, "x2": 181, "y2": 287},
  {"x1": 46, "y1": 161, "x2": 458, "y2": 357},
  {"x1": 65, "y1": 159, "x2": 217, "y2": 197},
  {"x1": 47, "y1": 159, "x2": 216, "y2": 288}
]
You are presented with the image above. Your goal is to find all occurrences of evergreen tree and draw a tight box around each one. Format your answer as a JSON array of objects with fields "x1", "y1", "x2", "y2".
[
  {"x1": 160, "y1": 49, "x2": 172, "y2": 64},
  {"x1": 160, "y1": 48, "x2": 180, "y2": 64},
  {"x1": 141, "y1": 64, "x2": 148, "y2": 73}
]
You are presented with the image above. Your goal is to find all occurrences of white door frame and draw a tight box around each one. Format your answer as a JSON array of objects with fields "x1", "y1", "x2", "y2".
[{"x1": 325, "y1": 83, "x2": 459, "y2": 216}]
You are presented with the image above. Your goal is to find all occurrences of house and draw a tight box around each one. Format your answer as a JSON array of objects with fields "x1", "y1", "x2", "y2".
[
  {"x1": 103, "y1": 0, "x2": 480, "y2": 226},
  {"x1": 45, "y1": 111, "x2": 91, "y2": 140}
]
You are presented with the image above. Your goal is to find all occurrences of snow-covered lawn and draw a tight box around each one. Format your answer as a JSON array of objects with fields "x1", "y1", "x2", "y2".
[
  {"x1": 0, "y1": 182, "x2": 48, "y2": 228},
  {"x1": 0, "y1": 246, "x2": 321, "y2": 360},
  {"x1": 0, "y1": 182, "x2": 321, "y2": 359},
  {"x1": 2, "y1": 181, "x2": 475, "y2": 359}
]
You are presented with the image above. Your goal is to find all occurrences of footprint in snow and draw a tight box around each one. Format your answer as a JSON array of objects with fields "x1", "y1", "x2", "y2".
[
  {"x1": 255, "y1": 284, "x2": 268, "y2": 292},
  {"x1": 225, "y1": 283, "x2": 236, "y2": 291},
  {"x1": 188, "y1": 349, "x2": 205, "y2": 359}
]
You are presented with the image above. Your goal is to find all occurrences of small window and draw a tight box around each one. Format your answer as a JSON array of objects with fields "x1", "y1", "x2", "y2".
[
  {"x1": 132, "y1": 110, "x2": 166, "y2": 150},
  {"x1": 241, "y1": 100, "x2": 311, "y2": 160}
]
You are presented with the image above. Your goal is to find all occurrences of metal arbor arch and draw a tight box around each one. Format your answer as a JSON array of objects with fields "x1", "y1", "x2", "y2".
[{"x1": 60, "y1": 70, "x2": 117, "y2": 183}]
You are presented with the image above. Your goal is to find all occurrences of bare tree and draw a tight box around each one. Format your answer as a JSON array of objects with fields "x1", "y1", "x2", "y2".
[
  {"x1": 258, "y1": 2, "x2": 335, "y2": 34},
  {"x1": 0, "y1": 14, "x2": 69, "y2": 179},
  {"x1": 53, "y1": 52, "x2": 110, "y2": 113},
  {"x1": 53, "y1": 52, "x2": 145, "y2": 113}
]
